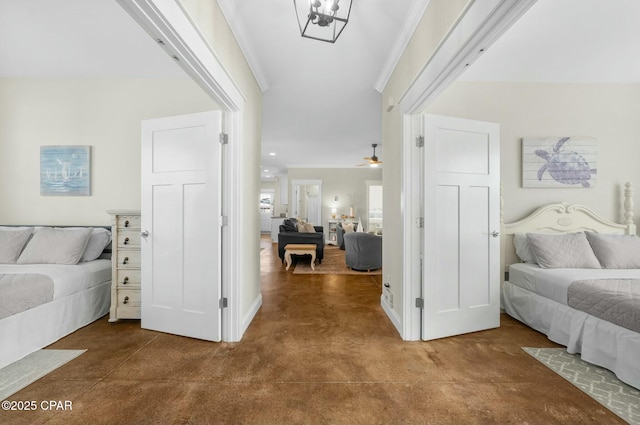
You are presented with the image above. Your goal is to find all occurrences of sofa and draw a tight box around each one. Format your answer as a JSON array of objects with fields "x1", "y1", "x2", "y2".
[
  {"x1": 277, "y1": 218, "x2": 324, "y2": 264},
  {"x1": 344, "y1": 232, "x2": 382, "y2": 271}
]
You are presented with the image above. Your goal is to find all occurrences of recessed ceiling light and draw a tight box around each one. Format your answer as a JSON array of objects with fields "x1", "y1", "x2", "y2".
[
  {"x1": 264, "y1": 169, "x2": 269, "y2": 173},
  {"x1": 269, "y1": 152, "x2": 276, "y2": 156}
]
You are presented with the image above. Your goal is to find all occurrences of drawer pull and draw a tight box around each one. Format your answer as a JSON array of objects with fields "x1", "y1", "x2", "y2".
[
  {"x1": 123, "y1": 296, "x2": 129, "y2": 305},
  {"x1": 123, "y1": 257, "x2": 129, "y2": 265},
  {"x1": 123, "y1": 237, "x2": 130, "y2": 245},
  {"x1": 124, "y1": 220, "x2": 130, "y2": 228},
  {"x1": 122, "y1": 276, "x2": 129, "y2": 285}
]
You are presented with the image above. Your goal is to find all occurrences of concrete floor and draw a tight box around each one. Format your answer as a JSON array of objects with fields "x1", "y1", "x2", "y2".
[{"x1": 0, "y1": 237, "x2": 624, "y2": 424}]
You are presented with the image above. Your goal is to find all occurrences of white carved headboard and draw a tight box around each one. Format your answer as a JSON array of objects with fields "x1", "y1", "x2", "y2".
[{"x1": 500, "y1": 182, "x2": 636, "y2": 283}]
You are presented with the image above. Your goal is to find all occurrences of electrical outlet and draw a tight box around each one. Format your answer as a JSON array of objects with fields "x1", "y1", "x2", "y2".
[{"x1": 382, "y1": 289, "x2": 393, "y2": 308}]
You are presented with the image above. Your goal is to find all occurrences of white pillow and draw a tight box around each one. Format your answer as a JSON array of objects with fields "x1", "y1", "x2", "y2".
[
  {"x1": 80, "y1": 228, "x2": 112, "y2": 262},
  {"x1": 0, "y1": 227, "x2": 33, "y2": 264},
  {"x1": 526, "y1": 232, "x2": 601, "y2": 269},
  {"x1": 342, "y1": 222, "x2": 355, "y2": 233},
  {"x1": 513, "y1": 233, "x2": 537, "y2": 263},
  {"x1": 585, "y1": 232, "x2": 640, "y2": 269},
  {"x1": 297, "y1": 222, "x2": 316, "y2": 233},
  {"x1": 17, "y1": 227, "x2": 93, "y2": 265}
]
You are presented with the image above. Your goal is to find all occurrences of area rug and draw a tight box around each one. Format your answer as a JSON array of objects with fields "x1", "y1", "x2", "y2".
[
  {"x1": 0, "y1": 349, "x2": 86, "y2": 401},
  {"x1": 523, "y1": 347, "x2": 640, "y2": 424},
  {"x1": 292, "y1": 245, "x2": 381, "y2": 275}
]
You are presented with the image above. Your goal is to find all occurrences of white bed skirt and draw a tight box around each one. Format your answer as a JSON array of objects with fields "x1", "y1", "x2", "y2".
[
  {"x1": 502, "y1": 281, "x2": 640, "y2": 389},
  {"x1": 0, "y1": 280, "x2": 110, "y2": 370}
]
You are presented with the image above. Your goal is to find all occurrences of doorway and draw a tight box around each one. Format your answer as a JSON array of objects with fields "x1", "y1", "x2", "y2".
[{"x1": 290, "y1": 179, "x2": 323, "y2": 226}]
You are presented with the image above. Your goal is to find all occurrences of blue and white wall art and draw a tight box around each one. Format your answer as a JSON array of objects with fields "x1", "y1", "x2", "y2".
[
  {"x1": 522, "y1": 137, "x2": 597, "y2": 188},
  {"x1": 40, "y1": 145, "x2": 91, "y2": 196}
]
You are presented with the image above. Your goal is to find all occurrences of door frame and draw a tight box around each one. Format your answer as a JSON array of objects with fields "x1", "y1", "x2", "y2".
[
  {"x1": 396, "y1": 0, "x2": 538, "y2": 340},
  {"x1": 118, "y1": 0, "x2": 249, "y2": 341},
  {"x1": 290, "y1": 179, "x2": 323, "y2": 224}
]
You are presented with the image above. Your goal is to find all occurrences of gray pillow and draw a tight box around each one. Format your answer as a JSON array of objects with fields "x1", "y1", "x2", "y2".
[
  {"x1": 17, "y1": 227, "x2": 93, "y2": 265},
  {"x1": 585, "y1": 232, "x2": 640, "y2": 269},
  {"x1": 80, "y1": 228, "x2": 112, "y2": 262},
  {"x1": 526, "y1": 232, "x2": 601, "y2": 269},
  {"x1": 0, "y1": 228, "x2": 33, "y2": 264},
  {"x1": 513, "y1": 233, "x2": 537, "y2": 263}
]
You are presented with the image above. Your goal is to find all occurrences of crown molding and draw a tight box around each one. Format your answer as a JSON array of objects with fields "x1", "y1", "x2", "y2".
[
  {"x1": 216, "y1": 0, "x2": 269, "y2": 92},
  {"x1": 373, "y1": 0, "x2": 432, "y2": 93}
]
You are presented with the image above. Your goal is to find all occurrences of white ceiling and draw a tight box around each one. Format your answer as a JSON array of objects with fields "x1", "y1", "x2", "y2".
[
  {"x1": 0, "y1": 0, "x2": 186, "y2": 79},
  {"x1": 1, "y1": 0, "x2": 639, "y2": 179},
  {"x1": 226, "y1": 0, "x2": 415, "y2": 178},
  {"x1": 459, "y1": 0, "x2": 640, "y2": 83}
]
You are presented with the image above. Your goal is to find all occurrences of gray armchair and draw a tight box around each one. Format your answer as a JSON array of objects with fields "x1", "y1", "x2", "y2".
[{"x1": 344, "y1": 232, "x2": 382, "y2": 271}]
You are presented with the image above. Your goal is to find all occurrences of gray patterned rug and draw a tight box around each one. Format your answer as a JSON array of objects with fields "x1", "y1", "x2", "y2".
[
  {"x1": 0, "y1": 349, "x2": 86, "y2": 401},
  {"x1": 523, "y1": 347, "x2": 640, "y2": 424}
]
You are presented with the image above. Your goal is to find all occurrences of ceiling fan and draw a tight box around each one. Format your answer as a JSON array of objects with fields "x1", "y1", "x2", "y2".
[{"x1": 358, "y1": 144, "x2": 383, "y2": 167}]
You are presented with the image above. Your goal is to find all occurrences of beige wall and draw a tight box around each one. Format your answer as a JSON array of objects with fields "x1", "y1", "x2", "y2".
[
  {"x1": 178, "y1": 0, "x2": 264, "y2": 331},
  {"x1": 426, "y1": 82, "x2": 640, "y2": 229},
  {"x1": 381, "y1": 0, "x2": 472, "y2": 324},
  {"x1": 0, "y1": 78, "x2": 216, "y2": 225},
  {"x1": 286, "y1": 168, "x2": 383, "y2": 235}
]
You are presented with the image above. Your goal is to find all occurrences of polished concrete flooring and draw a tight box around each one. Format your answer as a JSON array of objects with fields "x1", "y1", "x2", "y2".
[{"x1": 0, "y1": 236, "x2": 625, "y2": 424}]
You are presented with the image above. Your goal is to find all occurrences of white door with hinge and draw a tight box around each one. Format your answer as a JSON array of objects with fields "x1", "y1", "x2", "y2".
[
  {"x1": 421, "y1": 114, "x2": 500, "y2": 340},
  {"x1": 141, "y1": 111, "x2": 223, "y2": 341}
]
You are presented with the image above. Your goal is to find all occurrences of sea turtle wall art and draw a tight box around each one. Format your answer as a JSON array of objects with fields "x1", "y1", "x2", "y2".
[{"x1": 522, "y1": 137, "x2": 597, "y2": 188}]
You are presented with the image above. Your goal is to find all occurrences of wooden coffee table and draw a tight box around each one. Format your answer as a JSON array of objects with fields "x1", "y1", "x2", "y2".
[{"x1": 284, "y1": 244, "x2": 317, "y2": 271}]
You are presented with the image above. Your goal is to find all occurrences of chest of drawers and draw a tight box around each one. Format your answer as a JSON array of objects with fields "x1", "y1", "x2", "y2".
[{"x1": 107, "y1": 210, "x2": 141, "y2": 321}]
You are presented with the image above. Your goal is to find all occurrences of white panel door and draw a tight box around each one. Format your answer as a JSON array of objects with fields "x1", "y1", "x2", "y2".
[
  {"x1": 422, "y1": 114, "x2": 500, "y2": 340},
  {"x1": 141, "y1": 111, "x2": 222, "y2": 341}
]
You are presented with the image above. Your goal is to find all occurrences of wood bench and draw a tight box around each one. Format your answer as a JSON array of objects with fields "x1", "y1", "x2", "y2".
[{"x1": 284, "y1": 244, "x2": 317, "y2": 271}]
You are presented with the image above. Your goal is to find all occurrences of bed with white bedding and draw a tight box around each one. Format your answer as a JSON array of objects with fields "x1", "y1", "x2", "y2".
[
  {"x1": 501, "y1": 185, "x2": 640, "y2": 389},
  {"x1": 0, "y1": 226, "x2": 112, "y2": 369}
]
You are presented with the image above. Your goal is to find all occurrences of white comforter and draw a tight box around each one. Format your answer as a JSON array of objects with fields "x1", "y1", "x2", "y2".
[
  {"x1": 505, "y1": 263, "x2": 640, "y2": 389},
  {"x1": 0, "y1": 259, "x2": 111, "y2": 300},
  {"x1": 508, "y1": 263, "x2": 640, "y2": 304}
]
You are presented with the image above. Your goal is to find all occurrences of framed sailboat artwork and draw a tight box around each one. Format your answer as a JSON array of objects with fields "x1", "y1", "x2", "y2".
[{"x1": 40, "y1": 145, "x2": 91, "y2": 196}]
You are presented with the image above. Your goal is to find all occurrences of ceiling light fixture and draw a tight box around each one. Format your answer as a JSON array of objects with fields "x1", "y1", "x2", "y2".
[{"x1": 293, "y1": 0, "x2": 353, "y2": 43}]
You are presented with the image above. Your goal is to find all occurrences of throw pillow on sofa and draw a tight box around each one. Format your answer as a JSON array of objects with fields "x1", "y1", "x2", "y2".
[{"x1": 297, "y1": 222, "x2": 316, "y2": 233}]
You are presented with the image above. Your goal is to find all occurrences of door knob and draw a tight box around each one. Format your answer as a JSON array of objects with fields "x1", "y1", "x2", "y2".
[
  {"x1": 491, "y1": 231, "x2": 500, "y2": 238},
  {"x1": 140, "y1": 230, "x2": 149, "y2": 238}
]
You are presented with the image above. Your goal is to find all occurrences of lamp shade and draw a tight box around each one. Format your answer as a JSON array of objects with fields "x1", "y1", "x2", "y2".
[{"x1": 293, "y1": 0, "x2": 353, "y2": 43}]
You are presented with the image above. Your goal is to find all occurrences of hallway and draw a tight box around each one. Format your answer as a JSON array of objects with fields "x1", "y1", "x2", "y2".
[{"x1": 0, "y1": 237, "x2": 623, "y2": 424}]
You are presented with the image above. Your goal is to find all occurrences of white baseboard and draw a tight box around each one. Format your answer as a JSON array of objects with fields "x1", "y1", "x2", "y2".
[
  {"x1": 241, "y1": 294, "x2": 263, "y2": 337},
  {"x1": 381, "y1": 296, "x2": 402, "y2": 337}
]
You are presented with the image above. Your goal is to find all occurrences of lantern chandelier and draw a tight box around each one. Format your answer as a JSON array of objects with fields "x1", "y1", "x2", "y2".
[{"x1": 293, "y1": 0, "x2": 353, "y2": 43}]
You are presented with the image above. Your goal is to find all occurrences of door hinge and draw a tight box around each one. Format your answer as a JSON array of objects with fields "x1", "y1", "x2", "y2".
[
  {"x1": 415, "y1": 298, "x2": 424, "y2": 309},
  {"x1": 219, "y1": 133, "x2": 229, "y2": 145},
  {"x1": 219, "y1": 216, "x2": 228, "y2": 227},
  {"x1": 416, "y1": 217, "x2": 424, "y2": 228},
  {"x1": 415, "y1": 135, "x2": 424, "y2": 148},
  {"x1": 219, "y1": 297, "x2": 228, "y2": 309}
]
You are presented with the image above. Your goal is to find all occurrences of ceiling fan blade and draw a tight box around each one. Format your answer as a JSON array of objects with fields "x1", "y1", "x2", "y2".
[
  {"x1": 363, "y1": 156, "x2": 372, "y2": 161},
  {"x1": 356, "y1": 163, "x2": 368, "y2": 166}
]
